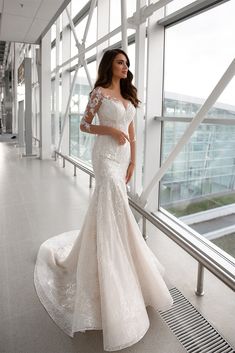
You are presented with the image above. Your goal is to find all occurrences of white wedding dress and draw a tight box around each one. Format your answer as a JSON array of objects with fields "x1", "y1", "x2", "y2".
[{"x1": 34, "y1": 87, "x2": 174, "y2": 351}]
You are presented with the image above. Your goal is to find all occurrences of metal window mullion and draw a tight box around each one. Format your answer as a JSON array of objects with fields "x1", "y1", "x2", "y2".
[
  {"x1": 31, "y1": 45, "x2": 35, "y2": 138},
  {"x1": 54, "y1": 18, "x2": 61, "y2": 149},
  {"x1": 13, "y1": 43, "x2": 19, "y2": 134},
  {"x1": 39, "y1": 31, "x2": 52, "y2": 159},
  {"x1": 142, "y1": 3, "x2": 165, "y2": 210},
  {"x1": 83, "y1": 60, "x2": 93, "y2": 88},
  {"x1": 121, "y1": 0, "x2": 128, "y2": 52},
  {"x1": 156, "y1": 116, "x2": 235, "y2": 125},
  {"x1": 59, "y1": 6, "x2": 71, "y2": 155},
  {"x1": 129, "y1": 0, "x2": 147, "y2": 197}
]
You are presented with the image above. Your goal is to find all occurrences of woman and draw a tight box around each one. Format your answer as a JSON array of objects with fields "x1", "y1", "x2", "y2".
[{"x1": 34, "y1": 49, "x2": 173, "y2": 351}]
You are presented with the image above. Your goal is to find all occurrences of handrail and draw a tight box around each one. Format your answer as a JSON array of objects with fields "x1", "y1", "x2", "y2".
[
  {"x1": 155, "y1": 116, "x2": 235, "y2": 125},
  {"x1": 55, "y1": 151, "x2": 94, "y2": 187},
  {"x1": 54, "y1": 150, "x2": 235, "y2": 294}
]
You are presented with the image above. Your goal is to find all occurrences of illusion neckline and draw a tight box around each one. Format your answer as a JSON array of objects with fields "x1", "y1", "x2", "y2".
[
  {"x1": 97, "y1": 87, "x2": 131, "y2": 111},
  {"x1": 103, "y1": 95, "x2": 131, "y2": 111}
]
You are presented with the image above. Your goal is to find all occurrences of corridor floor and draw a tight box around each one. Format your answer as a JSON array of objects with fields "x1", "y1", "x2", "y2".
[{"x1": 0, "y1": 137, "x2": 186, "y2": 353}]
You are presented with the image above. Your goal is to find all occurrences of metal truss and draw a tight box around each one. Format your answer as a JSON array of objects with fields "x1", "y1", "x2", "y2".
[
  {"x1": 57, "y1": 0, "x2": 96, "y2": 152},
  {"x1": 52, "y1": 0, "x2": 174, "y2": 74},
  {"x1": 57, "y1": 0, "x2": 174, "y2": 152}
]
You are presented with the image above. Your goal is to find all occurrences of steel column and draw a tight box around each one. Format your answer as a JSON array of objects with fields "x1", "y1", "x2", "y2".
[
  {"x1": 39, "y1": 31, "x2": 52, "y2": 159},
  {"x1": 54, "y1": 19, "x2": 61, "y2": 149},
  {"x1": 121, "y1": 0, "x2": 128, "y2": 52},
  {"x1": 130, "y1": 0, "x2": 147, "y2": 196},
  {"x1": 142, "y1": 3, "x2": 165, "y2": 211},
  {"x1": 60, "y1": 6, "x2": 71, "y2": 155}
]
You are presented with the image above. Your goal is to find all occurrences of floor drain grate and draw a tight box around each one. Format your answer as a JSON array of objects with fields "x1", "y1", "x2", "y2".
[{"x1": 159, "y1": 287, "x2": 235, "y2": 353}]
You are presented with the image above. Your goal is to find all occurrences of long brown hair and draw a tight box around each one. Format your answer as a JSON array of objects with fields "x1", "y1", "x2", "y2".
[{"x1": 93, "y1": 49, "x2": 140, "y2": 108}]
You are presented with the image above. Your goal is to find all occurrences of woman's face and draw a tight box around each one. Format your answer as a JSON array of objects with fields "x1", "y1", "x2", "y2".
[{"x1": 111, "y1": 53, "x2": 129, "y2": 80}]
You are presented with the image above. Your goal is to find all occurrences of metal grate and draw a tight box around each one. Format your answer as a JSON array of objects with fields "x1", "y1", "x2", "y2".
[{"x1": 159, "y1": 287, "x2": 235, "y2": 353}]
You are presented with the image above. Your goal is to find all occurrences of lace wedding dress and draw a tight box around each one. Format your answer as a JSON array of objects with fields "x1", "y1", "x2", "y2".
[{"x1": 34, "y1": 87, "x2": 174, "y2": 351}]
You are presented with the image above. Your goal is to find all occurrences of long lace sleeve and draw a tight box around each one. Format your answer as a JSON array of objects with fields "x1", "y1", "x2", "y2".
[{"x1": 80, "y1": 86, "x2": 103, "y2": 132}]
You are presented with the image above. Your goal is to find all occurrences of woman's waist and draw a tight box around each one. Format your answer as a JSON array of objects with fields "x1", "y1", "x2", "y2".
[
  {"x1": 94, "y1": 134, "x2": 129, "y2": 145},
  {"x1": 93, "y1": 137, "x2": 130, "y2": 161}
]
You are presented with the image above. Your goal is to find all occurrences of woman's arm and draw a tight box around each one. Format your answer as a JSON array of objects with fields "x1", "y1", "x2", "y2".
[
  {"x1": 80, "y1": 87, "x2": 129, "y2": 145},
  {"x1": 126, "y1": 120, "x2": 136, "y2": 183},
  {"x1": 128, "y1": 121, "x2": 136, "y2": 165}
]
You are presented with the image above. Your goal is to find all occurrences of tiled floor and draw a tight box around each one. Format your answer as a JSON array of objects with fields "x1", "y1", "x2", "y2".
[{"x1": 0, "y1": 136, "x2": 234, "y2": 353}]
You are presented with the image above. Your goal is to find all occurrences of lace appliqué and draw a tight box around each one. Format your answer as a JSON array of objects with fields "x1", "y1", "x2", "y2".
[
  {"x1": 80, "y1": 87, "x2": 104, "y2": 132},
  {"x1": 102, "y1": 94, "x2": 131, "y2": 111},
  {"x1": 80, "y1": 118, "x2": 91, "y2": 132}
]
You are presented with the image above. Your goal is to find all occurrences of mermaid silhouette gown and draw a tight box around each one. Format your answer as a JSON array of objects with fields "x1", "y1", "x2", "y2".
[{"x1": 34, "y1": 86, "x2": 174, "y2": 351}]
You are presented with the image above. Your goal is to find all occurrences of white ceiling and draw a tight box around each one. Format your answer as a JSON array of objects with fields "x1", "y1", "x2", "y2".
[{"x1": 0, "y1": 0, "x2": 71, "y2": 44}]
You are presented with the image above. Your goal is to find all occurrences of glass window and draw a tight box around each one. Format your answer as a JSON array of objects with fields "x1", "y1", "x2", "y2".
[
  {"x1": 109, "y1": 0, "x2": 135, "y2": 45},
  {"x1": 126, "y1": 1, "x2": 136, "y2": 17},
  {"x1": 86, "y1": 7, "x2": 97, "y2": 47},
  {"x1": 51, "y1": 23, "x2": 56, "y2": 43},
  {"x1": 75, "y1": 16, "x2": 87, "y2": 44},
  {"x1": 70, "y1": 62, "x2": 97, "y2": 164},
  {"x1": 110, "y1": 0, "x2": 121, "y2": 31},
  {"x1": 161, "y1": 0, "x2": 235, "y2": 260},
  {"x1": 51, "y1": 47, "x2": 56, "y2": 71},
  {"x1": 71, "y1": 35, "x2": 77, "y2": 58},
  {"x1": 59, "y1": 40, "x2": 62, "y2": 66},
  {"x1": 71, "y1": 0, "x2": 89, "y2": 18},
  {"x1": 127, "y1": 43, "x2": 136, "y2": 79},
  {"x1": 164, "y1": 1, "x2": 235, "y2": 110}
]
